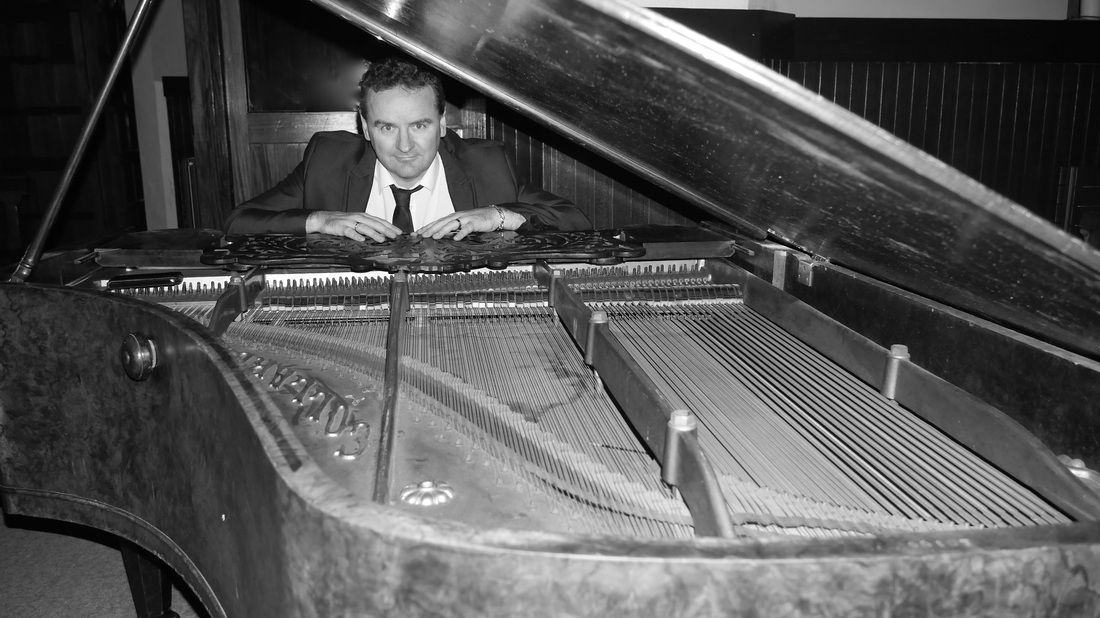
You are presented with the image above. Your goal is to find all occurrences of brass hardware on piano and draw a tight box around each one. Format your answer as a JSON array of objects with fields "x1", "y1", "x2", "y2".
[{"x1": 120, "y1": 332, "x2": 159, "y2": 382}]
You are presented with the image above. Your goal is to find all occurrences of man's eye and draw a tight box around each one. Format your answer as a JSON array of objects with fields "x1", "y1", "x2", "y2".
[{"x1": 414, "y1": 123, "x2": 428, "y2": 130}]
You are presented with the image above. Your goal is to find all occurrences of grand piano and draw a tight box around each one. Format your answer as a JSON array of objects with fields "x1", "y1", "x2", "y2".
[{"x1": 3, "y1": 0, "x2": 1100, "y2": 616}]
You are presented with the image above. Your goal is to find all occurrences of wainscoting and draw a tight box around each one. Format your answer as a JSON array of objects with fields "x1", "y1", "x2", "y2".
[{"x1": 767, "y1": 60, "x2": 1100, "y2": 224}]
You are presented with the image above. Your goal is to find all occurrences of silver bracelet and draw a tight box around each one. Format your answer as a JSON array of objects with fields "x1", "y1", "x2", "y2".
[{"x1": 494, "y1": 206, "x2": 506, "y2": 231}]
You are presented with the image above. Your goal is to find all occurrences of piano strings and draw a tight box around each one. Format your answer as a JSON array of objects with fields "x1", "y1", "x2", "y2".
[
  {"x1": 127, "y1": 264, "x2": 1071, "y2": 539},
  {"x1": 606, "y1": 299, "x2": 1067, "y2": 535}
]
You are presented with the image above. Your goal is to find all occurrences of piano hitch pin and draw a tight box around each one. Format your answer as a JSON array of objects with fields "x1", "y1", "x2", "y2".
[
  {"x1": 881, "y1": 344, "x2": 910, "y2": 400},
  {"x1": 662, "y1": 409, "x2": 697, "y2": 487}
]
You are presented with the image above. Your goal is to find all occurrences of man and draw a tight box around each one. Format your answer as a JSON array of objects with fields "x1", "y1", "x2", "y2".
[{"x1": 224, "y1": 57, "x2": 591, "y2": 240}]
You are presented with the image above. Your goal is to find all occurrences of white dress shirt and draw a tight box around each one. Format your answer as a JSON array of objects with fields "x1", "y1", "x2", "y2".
[{"x1": 366, "y1": 154, "x2": 455, "y2": 229}]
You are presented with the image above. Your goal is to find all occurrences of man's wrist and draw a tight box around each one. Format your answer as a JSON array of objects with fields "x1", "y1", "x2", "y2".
[
  {"x1": 305, "y1": 211, "x2": 321, "y2": 234},
  {"x1": 493, "y1": 207, "x2": 525, "y2": 231}
]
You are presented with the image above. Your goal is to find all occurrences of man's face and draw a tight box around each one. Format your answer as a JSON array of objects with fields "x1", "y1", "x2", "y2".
[{"x1": 363, "y1": 86, "x2": 446, "y2": 187}]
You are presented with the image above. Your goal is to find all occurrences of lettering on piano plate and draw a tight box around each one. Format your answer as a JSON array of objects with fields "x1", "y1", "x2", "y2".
[{"x1": 239, "y1": 352, "x2": 370, "y2": 460}]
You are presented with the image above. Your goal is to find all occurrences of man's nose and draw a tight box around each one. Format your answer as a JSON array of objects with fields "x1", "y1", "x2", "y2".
[{"x1": 397, "y1": 129, "x2": 413, "y2": 152}]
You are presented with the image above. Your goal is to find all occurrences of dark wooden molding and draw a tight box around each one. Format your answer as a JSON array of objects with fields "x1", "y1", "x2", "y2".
[
  {"x1": 655, "y1": 10, "x2": 1100, "y2": 63},
  {"x1": 652, "y1": 9, "x2": 794, "y2": 60},
  {"x1": 790, "y1": 18, "x2": 1100, "y2": 62},
  {"x1": 248, "y1": 112, "x2": 356, "y2": 144},
  {"x1": 221, "y1": 0, "x2": 251, "y2": 216},
  {"x1": 180, "y1": 0, "x2": 251, "y2": 229},
  {"x1": 181, "y1": 0, "x2": 235, "y2": 230}
]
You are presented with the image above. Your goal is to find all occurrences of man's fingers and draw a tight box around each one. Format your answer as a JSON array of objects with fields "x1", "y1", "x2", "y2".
[
  {"x1": 420, "y1": 214, "x2": 485, "y2": 240},
  {"x1": 416, "y1": 217, "x2": 454, "y2": 239},
  {"x1": 438, "y1": 218, "x2": 466, "y2": 240},
  {"x1": 351, "y1": 220, "x2": 394, "y2": 243},
  {"x1": 371, "y1": 219, "x2": 404, "y2": 238},
  {"x1": 356, "y1": 217, "x2": 403, "y2": 240},
  {"x1": 343, "y1": 224, "x2": 365, "y2": 242},
  {"x1": 328, "y1": 215, "x2": 400, "y2": 242},
  {"x1": 452, "y1": 219, "x2": 472, "y2": 241},
  {"x1": 309, "y1": 211, "x2": 406, "y2": 240}
]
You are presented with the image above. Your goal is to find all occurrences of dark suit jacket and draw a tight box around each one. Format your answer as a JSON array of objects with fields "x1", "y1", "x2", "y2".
[{"x1": 224, "y1": 130, "x2": 591, "y2": 234}]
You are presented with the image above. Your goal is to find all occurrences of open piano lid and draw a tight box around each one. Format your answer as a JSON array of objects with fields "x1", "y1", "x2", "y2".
[{"x1": 308, "y1": 0, "x2": 1100, "y2": 357}]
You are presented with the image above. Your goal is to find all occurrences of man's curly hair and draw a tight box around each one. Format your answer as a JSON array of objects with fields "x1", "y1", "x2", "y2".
[{"x1": 358, "y1": 57, "x2": 446, "y2": 116}]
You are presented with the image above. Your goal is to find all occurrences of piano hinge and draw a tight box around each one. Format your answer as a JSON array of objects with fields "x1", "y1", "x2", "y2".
[
  {"x1": 796, "y1": 253, "x2": 828, "y2": 286},
  {"x1": 770, "y1": 247, "x2": 830, "y2": 289},
  {"x1": 729, "y1": 241, "x2": 755, "y2": 257}
]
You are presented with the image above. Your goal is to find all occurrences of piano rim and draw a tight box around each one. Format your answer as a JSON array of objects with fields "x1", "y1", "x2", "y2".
[{"x1": 8, "y1": 275, "x2": 1100, "y2": 617}]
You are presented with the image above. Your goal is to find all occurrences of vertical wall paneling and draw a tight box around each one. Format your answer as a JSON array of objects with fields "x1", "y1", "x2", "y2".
[
  {"x1": 487, "y1": 102, "x2": 700, "y2": 229},
  {"x1": 247, "y1": 144, "x2": 307, "y2": 199},
  {"x1": 1037, "y1": 65, "x2": 1065, "y2": 213},
  {"x1": 1003, "y1": 64, "x2": 1025, "y2": 204},
  {"x1": 182, "y1": 8, "x2": 1099, "y2": 235},
  {"x1": 767, "y1": 59, "x2": 1100, "y2": 224},
  {"x1": 0, "y1": 3, "x2": 143, "y2": 260}
]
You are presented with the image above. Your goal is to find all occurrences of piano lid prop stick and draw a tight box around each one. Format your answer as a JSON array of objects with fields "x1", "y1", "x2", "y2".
[{"x1": 8, "y1": 0, "x2": 160, "y2": 283}]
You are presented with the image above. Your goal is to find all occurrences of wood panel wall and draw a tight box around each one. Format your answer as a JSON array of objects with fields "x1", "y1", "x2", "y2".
[
  {"x1": 236, "y1": 61, "x2": 1100, "y2": 233},
  {"x1": 486, "y1": 106, "x2": 704, "y2": 231},
  {"x1": 764, "y1": 61, "x2": 1100, "y2": 225},
  {"x1": 184, "y1": 3, "x2": 1099, "y2": 235},
  {"x1": 0, "y1": 2, "x2": 143, "y2": 260}
]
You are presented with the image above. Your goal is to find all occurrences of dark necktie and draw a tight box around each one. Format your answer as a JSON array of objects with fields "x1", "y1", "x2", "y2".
[{"x1": 390, "y1": 184, "x2": 422, "y2": 234}]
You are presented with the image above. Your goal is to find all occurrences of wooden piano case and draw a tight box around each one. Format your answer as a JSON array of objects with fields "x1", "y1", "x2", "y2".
[{"x1": 4, "y1": 0, "x2": 1100, "y2": 616}]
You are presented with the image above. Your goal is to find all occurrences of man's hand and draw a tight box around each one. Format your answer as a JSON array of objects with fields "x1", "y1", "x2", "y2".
[
  {"x1": 306, "y1": 211, "x2": 402, "y2": 243},
  {"x1": 416, "y1": 207, "x2": 525, "y2": 241}
]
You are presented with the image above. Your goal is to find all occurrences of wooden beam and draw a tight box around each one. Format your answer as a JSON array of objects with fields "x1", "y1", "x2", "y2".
[
  {"x1": 181, "y1": 0, "x2": 234, "y2": 230},
  {"x1": 248, "y1": 113, "x2": 357, "y2": 144}
]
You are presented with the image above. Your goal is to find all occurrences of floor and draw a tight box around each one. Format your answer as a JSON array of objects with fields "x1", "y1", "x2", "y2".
[{"x1": 0, "y1": 513, "x2": 206, "y2": 618}]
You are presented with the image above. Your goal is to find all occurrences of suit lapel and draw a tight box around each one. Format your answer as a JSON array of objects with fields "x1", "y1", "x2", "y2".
[
  {"x1": 345, "y1": 141, "x2": 376, "y2": 213},
  {"x1": 441, "y1": 134, "x2": 475, "y2": 212}
]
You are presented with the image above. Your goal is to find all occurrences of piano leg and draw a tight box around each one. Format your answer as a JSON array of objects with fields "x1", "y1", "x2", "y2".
[{"x1": 121, "y1": 542, "x2": 180, "y2": 618}]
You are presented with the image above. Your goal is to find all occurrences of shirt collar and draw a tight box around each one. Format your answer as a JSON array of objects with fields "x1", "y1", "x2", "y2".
[{"x1": 374, "y1": 152, "x2": 444, "y2": 196}]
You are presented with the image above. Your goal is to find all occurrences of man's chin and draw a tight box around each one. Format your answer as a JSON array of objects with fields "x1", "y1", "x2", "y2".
[{"x1": 386, "y1": 162, "x2": 426, "y2": 183}]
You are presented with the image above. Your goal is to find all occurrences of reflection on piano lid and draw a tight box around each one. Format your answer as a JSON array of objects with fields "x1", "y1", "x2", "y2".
[{"x1": 307, "y1": 0, "x2": 1100, "y2": 358}]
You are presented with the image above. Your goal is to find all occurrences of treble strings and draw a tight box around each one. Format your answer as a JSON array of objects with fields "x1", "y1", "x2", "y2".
[{"x1": 600, "y1": 298, "x2": 1068, "y2": 531}]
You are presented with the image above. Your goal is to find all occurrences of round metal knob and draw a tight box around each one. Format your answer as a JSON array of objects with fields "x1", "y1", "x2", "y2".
[{"x1": 120, "y1": 333, "x2": 158, "y2": 381}]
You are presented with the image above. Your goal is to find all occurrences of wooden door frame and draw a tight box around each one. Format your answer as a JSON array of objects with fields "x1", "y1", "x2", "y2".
[{"x1": 181, "y1": 0, "x2": 247, "y2": 230}]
